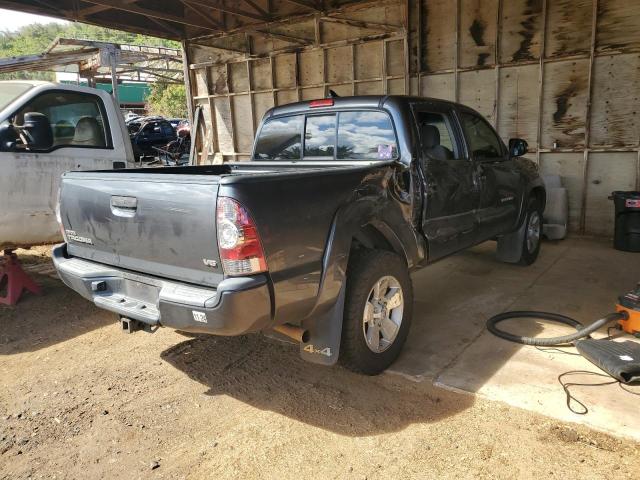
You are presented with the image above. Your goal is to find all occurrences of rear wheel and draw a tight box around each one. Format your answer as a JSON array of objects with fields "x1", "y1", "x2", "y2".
[{"x1": 339, "y1": 250, "x2": 412, "y2": 375}]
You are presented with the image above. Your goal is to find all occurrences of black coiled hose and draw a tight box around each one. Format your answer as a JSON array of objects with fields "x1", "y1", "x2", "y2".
[{"x1": 486, "y1": 311, "x2": 628, "y2": 346}]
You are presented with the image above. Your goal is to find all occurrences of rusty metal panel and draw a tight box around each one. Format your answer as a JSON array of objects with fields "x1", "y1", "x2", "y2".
[
  {"x1": 231, "y1": 95, "x2": 254, "y2": 153},
  {"x1": 349, "y1": 2, "x2": 404, "y2": 25},
  {"x1": 498, "y1": 64, "x2": 540, "y2": 146},
  {"x1": 355, "y1": 80, "x2": 384, "y2": 95},
  {"x1": 355, "y1": 42, "x2": 383, "y2": 80},
  {"x1": 327, "y1": 83, "x2": 354, "y2": 96},
  {"x1": 213, "y1": 97, "x2": 234, "y2": 154},
  {"x1": 421, "y1": 0, "x2": 456, "y2": 72},
  {"x1": 387, "y1": 78, "x2": 406, "y2": 94},
  {"x1": 540, "y1": 153, "x2": 585, "y2": 231},
  {"x1": 276, "y1": 88, "x2": 298, "y2": 105},
  {"x1": 590, "y1": 53, "x2": 640, "y2": 148},
  {"x1": 301, "y1": 86, "x2": 325, "y2": 100},
  {"x1": 274, "y1": 54, "x2": 297, "y2": 89},
  {"x1": 499, "y1": 0, "x2": 544, "y2": 63},
  {"x1": 299, "y1": 50, "x2": 324, "y2": 86},
  {"x1": 541, "y1": 59, "x2": 590, "y2": 149},
  {"x1": 459, "y1": 69, "x2": 496, "y2": 123},
  {"x1": 229, "y1": 61, "x2": 250, "y2": 93},
  {"x1": 194, "y1": 68, "x2": 209, "y2": 97},
  {"x1": 253, "y1": 91, "x2": 274, "y2": 127},
  {"x1": 327, "y1": 46, "x2": 354, "y2": 83},
  {"x1": 597, "y1": 0, "x2": 640, "y2": 52},
  {"x1": 420, "y1": 73, "x2": 455, "y2": 101},
  {"x1": 585, "y1": 152, "x2": 637, "y2": 236},
  {"x1": 251, "y1": 58, "x2": 273, "y2": 91},
  {"x1": 459, "y1": 0, "x2": 498, "y2": 68},
  {"x1": 208, "y1": 64, "x2": 228, "y2": 95},
  {"x1": 545, "y1": 0, "x2": 592, "y2": 57},
  {"x1": 386, "y1": 39, "x2": 405, "y2": 76}
]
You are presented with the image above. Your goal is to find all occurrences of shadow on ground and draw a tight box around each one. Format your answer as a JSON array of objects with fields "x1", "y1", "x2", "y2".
[
  {"x1": 161, "y1": 333, "x2": 475, "y2": 436},
  {"x1": 0, "y1": 274, "x2": 111, "y2": 355}
]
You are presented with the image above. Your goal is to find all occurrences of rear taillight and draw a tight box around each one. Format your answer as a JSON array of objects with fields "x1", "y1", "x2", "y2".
[
  {"x1": 216, "y1": 197, "x2": 267, "y2": 276},
  {"x1": 55, "y1": 188, "x2": 67, "y2": 243}
]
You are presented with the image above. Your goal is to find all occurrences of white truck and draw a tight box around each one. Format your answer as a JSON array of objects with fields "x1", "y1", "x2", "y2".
[{"x1": 0, "y1": 81, "x2": 135, "y2": 251}]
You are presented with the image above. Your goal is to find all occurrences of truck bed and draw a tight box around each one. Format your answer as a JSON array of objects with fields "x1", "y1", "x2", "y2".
[{"x1": 58, "y1": 163, "x2": 376, "y2": 288}]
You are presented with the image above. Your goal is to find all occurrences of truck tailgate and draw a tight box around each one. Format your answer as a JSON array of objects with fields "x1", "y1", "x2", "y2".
[{"x1": 59, "y1": 172, "x2": 223, "y2": 287}]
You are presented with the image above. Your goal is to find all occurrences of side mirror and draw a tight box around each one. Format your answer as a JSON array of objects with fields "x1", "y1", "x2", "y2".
[
  {"x1": 508, "y1": 138, "x2": 528, "y2": 157},
  {"x1": 21, "y1": 112, "x2": 53, "y2": 150}
]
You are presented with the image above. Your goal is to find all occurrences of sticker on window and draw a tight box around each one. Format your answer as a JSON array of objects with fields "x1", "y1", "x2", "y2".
[{"x1": 377, "y1": 144, "x2": 393, "y2": 159}]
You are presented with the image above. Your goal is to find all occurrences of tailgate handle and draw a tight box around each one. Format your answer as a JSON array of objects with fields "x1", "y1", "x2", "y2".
[{"x1": 111, "y1": 196, "x2": 138, "y2": 216}]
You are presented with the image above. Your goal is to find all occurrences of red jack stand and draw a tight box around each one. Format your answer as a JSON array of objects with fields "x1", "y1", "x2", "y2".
[{"x1": 0, "y1": 250, "x2": 42, "y2": 306}]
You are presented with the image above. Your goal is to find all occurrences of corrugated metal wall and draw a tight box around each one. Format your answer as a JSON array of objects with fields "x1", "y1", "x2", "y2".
[{"x1": 185, "y1": 0, "x2": 640, "y2": 236}]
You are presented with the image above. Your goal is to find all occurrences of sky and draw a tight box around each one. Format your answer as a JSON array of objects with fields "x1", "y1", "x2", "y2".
[{"x1": 0, "y1": 8, "x2": 69, "y2": 32}]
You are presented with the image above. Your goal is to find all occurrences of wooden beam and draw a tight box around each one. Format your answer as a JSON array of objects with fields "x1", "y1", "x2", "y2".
[
  {"x1": 183, "y1": 0, "x2": 270, "y2": 22},
  {"x1": 148, "y1": 17, "x2": 185, "y2": 39},
  {"x1": 580, "y1": 0, "x2": 600, "y2": 234},
  {"x1": 240, "y1": 0, "x2": 270, "y2": 18},
  {"x1": 282, "y1": 0, "x2": 321, "y2": 10},
  {"x1": 179, "y1": 0, "x2": 224, "y2": 30},
  {"x1": 247, "y1": 29, "x2": 312, "y2": 46},
  {"x1": 73, "y1": 0, "x2": 138, "y2": 18},
  {"x1": 190, "y1": 0, "x2": 386, "y2": 41},
  {"x1": 74, "y1": 0, "x2": 219, "y2": 31},
  {"x1": 320, "y1": 15, "x2": 401, "y2": 34}
]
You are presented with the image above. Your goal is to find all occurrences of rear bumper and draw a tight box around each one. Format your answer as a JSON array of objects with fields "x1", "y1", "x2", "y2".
[{"x1": 52, "y1": 244, "x2": 272, "y2": 335}]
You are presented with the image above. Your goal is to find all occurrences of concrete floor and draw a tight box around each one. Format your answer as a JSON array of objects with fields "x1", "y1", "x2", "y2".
[{"x1": 389, "y1": 236, "x2": 640, "y2": 441}]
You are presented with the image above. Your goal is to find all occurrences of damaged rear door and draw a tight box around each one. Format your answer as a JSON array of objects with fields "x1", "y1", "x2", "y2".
[{"x1": 413, "y1": 102, "x2": 479, "y2": 260}]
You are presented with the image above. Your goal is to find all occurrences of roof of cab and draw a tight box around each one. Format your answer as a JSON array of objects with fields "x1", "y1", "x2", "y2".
[{"x1": 267, "y1": 95, "x2": 463, "y2": 118}]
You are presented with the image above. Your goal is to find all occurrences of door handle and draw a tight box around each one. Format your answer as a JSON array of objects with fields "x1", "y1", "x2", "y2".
[{"x1": 110, "y1": 195, "x2": 138, "y2": 217}]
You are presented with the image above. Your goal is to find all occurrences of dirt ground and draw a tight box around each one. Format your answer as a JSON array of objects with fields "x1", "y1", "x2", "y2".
[{"x1": 1, "y1": 248, "x2": 639, "y2": 479}]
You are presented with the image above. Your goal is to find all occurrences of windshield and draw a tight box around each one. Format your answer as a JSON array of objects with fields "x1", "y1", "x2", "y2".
[
  {"x1": 0, "y1": 83, "x2": 34, "y2": 111},
  {"x1": 253, "y1": 110, "x2": 398, "y2": 161}
]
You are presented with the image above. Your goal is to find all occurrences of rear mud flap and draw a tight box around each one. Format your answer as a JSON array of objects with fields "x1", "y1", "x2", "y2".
[
  {"x1": 299, "y1": 284, "x2": 346, "y2": 366},
  {"x1": 496, "y1": 219, "x2": 526, "y2": 263}
]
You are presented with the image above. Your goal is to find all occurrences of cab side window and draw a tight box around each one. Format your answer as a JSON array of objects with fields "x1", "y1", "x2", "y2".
[
  {"x1": 16, "y1": 91, "x2": 110, "y2": 150},
  {"x1": 416, "y1": 111, "x2": 458, "y2": 162},
  {"x1": 161, "y1": 122, "x2": 175, "y2": 137},
  {"x1": 142, "y1": 122, "x2": 158, "y2": 135},
  {"x1": 459, "y1": 112, "x2": 503, "y2": 160}
]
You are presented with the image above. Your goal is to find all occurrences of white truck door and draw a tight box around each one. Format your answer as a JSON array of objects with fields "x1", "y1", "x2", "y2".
[{"x1": 0, "y1": 89, "x2": 122, "y2": 250}]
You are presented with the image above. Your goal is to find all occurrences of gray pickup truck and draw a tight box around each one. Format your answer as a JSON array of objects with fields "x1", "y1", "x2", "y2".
[{"x1": 53, "y1": 95, "x2": 545, "y2": 374}]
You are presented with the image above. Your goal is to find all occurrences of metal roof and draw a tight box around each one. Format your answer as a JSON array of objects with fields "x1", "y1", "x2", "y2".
[
  {"x1": 2, "y1": 1, "x2": 367, "y2": 42},
  {"x1": 0, "y1": 37, "x2": 183, "y2": 84}
]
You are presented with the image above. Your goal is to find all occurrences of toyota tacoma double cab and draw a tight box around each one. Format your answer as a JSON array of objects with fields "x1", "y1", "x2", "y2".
[{"x1": 53, "y1": 95, "x2": 545, "y2": 374}]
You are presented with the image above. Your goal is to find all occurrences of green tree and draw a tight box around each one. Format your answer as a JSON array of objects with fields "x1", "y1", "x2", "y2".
[{"x1": 145, "y1": 82, "x2": 188, "y2": 118}]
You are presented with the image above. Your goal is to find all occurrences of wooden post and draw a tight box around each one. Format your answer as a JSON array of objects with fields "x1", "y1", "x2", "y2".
[
  {"x1": 536, "y1": 0, "x2": 548, "y2": 167},
  {"x1": 181, "y1": 40, "x2": 194, "y2": 125},
  {"x1": 580, "y1": 0, "x2": 599, "y2": 234}
]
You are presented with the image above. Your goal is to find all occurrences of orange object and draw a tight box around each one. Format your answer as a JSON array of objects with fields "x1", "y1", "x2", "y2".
[{"x1": 616, "y1": 304, "x2": 640, "y2": 335}]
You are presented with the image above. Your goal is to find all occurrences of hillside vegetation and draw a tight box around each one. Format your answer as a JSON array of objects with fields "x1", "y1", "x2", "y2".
[
  {"x1": 0, "y1": 22, "x2": 178, "y2": 81},
  {"x1": 0, "y1": 20, "x2": 186, "y2": 117}
]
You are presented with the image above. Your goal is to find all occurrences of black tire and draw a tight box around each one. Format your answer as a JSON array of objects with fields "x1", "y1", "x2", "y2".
[
  {"x1": 339, "y1": 249, "x2": 413, "y2": 375},
  {"x1": 518, "y1": 197, "x2": 543, "y2": 265}
]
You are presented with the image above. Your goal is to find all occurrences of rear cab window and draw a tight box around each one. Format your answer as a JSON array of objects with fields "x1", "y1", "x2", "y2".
[{"x1": 253, "y1": 109, "x2": 398, "y2": 162}]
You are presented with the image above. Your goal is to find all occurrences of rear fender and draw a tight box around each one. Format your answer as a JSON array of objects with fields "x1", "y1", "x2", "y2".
[{"x1": 299, "y1": 198, "x2": 406, "y2": 365}]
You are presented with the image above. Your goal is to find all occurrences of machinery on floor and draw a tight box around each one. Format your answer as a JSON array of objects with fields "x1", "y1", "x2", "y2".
[{"x1": 487, "y1": 284, "x2": 640, "y2": 412}]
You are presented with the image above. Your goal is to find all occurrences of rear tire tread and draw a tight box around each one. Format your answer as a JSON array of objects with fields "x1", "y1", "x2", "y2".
[{"x1": 339, "y1": 249, "x2": 413, "y2": 375}]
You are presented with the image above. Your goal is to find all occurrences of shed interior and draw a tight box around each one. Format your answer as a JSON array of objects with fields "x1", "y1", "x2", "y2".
[{"x1": 6, "y1": 0, "x2": 640, "y2": 235}]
